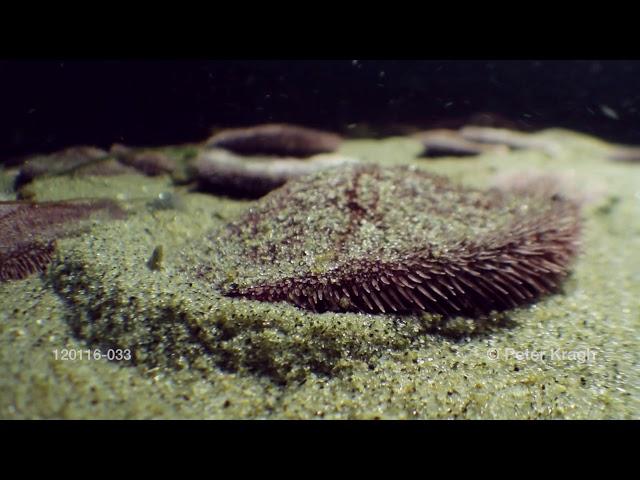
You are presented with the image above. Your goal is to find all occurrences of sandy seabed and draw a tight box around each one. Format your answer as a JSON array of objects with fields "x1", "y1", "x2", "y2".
[{"x1": 1, "y1": 129, "x2": 639, "y2": 419}]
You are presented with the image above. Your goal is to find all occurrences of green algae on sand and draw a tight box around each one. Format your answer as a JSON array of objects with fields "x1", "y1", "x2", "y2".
[{"x1": 1, "y1": 129, "x2": 639, "y2": 419}]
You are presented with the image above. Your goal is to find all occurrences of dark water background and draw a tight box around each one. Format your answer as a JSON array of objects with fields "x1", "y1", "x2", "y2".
[{"x1": 1, "y1": 60, "x2": 639, "y2": 163}]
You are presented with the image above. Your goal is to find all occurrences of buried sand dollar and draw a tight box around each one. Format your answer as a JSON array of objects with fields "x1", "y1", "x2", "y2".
[{"x1": 215, "y1": 164, "x2": 582, "y2": 317}]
